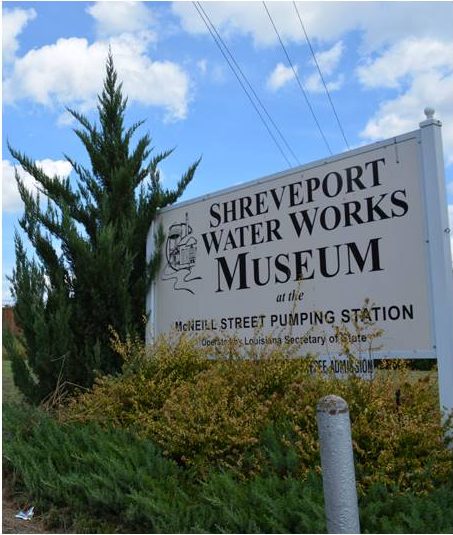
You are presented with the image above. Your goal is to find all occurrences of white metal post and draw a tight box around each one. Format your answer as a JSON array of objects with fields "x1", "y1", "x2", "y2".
[
  {"x1": 419, "y1": 108, "x2": 453, "y2": 419},
  {"x1": 317, "y1": 395, "x2": 360, "y2": 534},
  {"x1": 145, "y1": 218, "x2": 156, "y2": 345}
]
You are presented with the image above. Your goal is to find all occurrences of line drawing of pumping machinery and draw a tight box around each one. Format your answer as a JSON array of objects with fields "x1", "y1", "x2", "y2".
[{"x1": 166, "y1": 212, "x2": 198, "y2": 272}]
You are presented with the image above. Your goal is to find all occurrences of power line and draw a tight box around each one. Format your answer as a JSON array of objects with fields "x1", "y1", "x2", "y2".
[
  {"x1": 292, "y1": 1, "x2": 350, "y2": 149},
  {"x1": 262, "y1": 1, "x2": 333, "y2": 155},
  {"x1": 193, "y1": 1, "x2": 296, "y2": 168},
  {"x1": 193, "y1": 1, "x2": 296, "y2": 167},
  {"x1": 197, "y1": 2, "x2": 301, "y2": 166}
]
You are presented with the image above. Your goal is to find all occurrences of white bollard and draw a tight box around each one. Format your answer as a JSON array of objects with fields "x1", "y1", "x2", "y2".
[{"x1": 317, "y1": 395, "x2": 360, "y2": 534}]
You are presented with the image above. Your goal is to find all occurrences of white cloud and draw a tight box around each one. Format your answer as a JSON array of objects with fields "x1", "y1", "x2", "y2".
[
  {"x1": 3, "y1": 34, "x2": 190, "y2": 121},
  {"x1": 305, "y1": 73, "x2": 343, "y2": 94},
  {"x1": 87, "y1": 1, "x2": 156, "y2": 39},
  {"x1": 2, "y1": 159, "x2": 72, "y2": 213},
  {"x1": 172, "y1": 2, "x2": 453, "y2": 51},
  {"x1": 304, "y1": 41, "x2": 344, "y2": 93},
  {"x1": 3, "y1": 160, "x2": 30, "y2": 213},
  {"x1": 173, "y1": 2, "x2": 274, "y2": 46},
  {"x1": 267, "y1": 63, "x2": 296, "y2": 91},
  {"x1": 357, "y1": 38, "x2": 453, "y2": 89},
  {"x1": 3, "y1": 7, "x2": 36, "y2": 63},
  {"x1": 359, "y1": 39, "x2": 453, "y2": 164},
  {"x1": 314, "y1": 41, "x2": 344, "y2": 75},
  {"x1": 4, "y1": 38, "x2": 105, "y2": 108},
  {"x1": 267, "y1": 42, "x2": 344, "y2": 94},
  {"x1": 56, "y1": 110, "x2": 78, "y2": 128}
]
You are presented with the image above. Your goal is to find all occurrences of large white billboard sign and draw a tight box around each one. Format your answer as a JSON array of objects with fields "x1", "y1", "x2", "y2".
[
  {"x1": 147, "y1": 114, "x2": 453, "y2": 410},
  {"x1": 150, "y1": 129, "x2": 434, "y2": 358}
]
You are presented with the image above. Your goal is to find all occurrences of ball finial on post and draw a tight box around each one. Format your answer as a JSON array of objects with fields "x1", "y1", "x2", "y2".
[{"x1": 424, "y1": 107, "x2": 435, "y2": 120}]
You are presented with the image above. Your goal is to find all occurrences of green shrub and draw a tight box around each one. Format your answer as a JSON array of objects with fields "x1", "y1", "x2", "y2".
[
  {"x1": 63, "y1": 333, "x2": 213, "y2": 431},
  {"x1": 3, "y1": 404, "x2": 195, "y2": 533},
  {"x1": 196, "y1": 471, "x2": 326, "y2": 533},
  {"x1": 360, "y1": 479, "x2": 453, "y2": 533},
  {"x1": 2, "y1": 404, "x2": 326, "y2": 533},
  {"x1": 4, "y1": 404, "x2": 452, "y2": 534},
  {"x1": 62, "y1": 334, "x2": 453, "y2": 493}
]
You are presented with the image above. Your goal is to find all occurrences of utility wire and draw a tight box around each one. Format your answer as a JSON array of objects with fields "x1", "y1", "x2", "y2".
[
  {"x1": 262, "y1": 1, "x2": 333, "y2": 155},
  {"x1": 292, "y1": 1, "x2": 350, "y2": 149},
  {"x1": 197, "y1": 2, "x2": 300, "y2": 166},
  {"x1": 193, "y1": 1, "x2": 295, "y2": 168}
]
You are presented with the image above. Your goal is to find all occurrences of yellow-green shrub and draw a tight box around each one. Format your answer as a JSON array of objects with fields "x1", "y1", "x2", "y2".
[
  {"x1": 274, "y1": 368, "x2": 452, "y2": 492},
  {"x1": 64, "y1": 333, "x2": 212, "y2": 431},
  {"x1": 62, "y1": 334, "x2": 453, "y2": 492}
]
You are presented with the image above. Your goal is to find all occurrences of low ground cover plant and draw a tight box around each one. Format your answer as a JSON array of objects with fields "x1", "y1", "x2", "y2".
[
  {"x1": 3, "y1": 402, "x2": 453, "y2": 534},
  {"x1": 4, "y1": 332, "x2": 453, "y2": 532}
]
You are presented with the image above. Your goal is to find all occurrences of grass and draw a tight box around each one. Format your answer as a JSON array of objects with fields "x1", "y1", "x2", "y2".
[{"x1": 2, "y1": 359, "x2": 23, "y2": 405}]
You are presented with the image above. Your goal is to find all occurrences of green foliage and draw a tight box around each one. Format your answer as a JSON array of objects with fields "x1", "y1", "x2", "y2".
[
  {"x1": 3, "y1": 404, "x2": 452, "y2": 534},
  {"x1": 1, "y1": 358, "x2": 24, "y2": 405},
  {"x1": 196, "y1": 471, "x2": 326, "y2": 533},
  {"x1": 360, "y1": 479, "x2": 453, "y2": 533},
  {"x1": 63, "y1": 334, "x2": 453, "y2": 493},
  {"x1": 7, "y1": 53, "x2": 199, "y2": 403},
  {"x1": 3, "y1": 404, "x2": 193, "y2": 533}
]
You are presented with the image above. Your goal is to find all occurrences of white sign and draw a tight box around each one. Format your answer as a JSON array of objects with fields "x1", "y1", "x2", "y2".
[
  {"x1": 147, "y1": 113, "x2": 453, "y2": 410},
  {"x1": 150, "y1": 132, "x2": 432, "y2": 356}
]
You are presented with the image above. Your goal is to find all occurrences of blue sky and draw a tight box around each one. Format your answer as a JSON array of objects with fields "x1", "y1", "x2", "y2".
[{"x1": 3, "y1": 0, "x2": 453, "y2": 304}]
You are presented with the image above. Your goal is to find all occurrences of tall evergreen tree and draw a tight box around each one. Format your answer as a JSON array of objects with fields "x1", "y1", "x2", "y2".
[{"x1": 6, "y1": 53, "x2": 199, "y2": 403}]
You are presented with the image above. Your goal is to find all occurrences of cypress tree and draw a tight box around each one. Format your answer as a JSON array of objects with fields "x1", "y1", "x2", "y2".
[{"x1": 6, "y1": 53, "x2": 200, "y2": 403}]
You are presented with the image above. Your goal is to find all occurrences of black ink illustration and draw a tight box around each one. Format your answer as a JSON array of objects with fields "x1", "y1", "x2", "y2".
[{"x1": 162, "y1": 212, "x2": 201, "y2": 294}]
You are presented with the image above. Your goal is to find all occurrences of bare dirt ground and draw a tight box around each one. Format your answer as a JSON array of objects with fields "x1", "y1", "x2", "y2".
[{"x1": 2, "y1": 487, "x2": 49, "y2": 534}]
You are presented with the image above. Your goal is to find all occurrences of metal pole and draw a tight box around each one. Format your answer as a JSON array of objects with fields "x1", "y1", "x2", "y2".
[
  {"x1": 317, "y1": 395, "x2": 360, "y2": 534},
  {"x1": 145, "y1": 218, "x2": 156, "y2": 346},
  {"x1": 419, "y1": 108, "x2": 453, "y2": 421}
]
